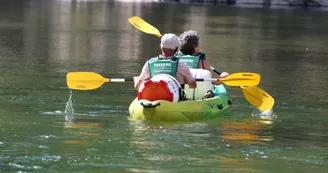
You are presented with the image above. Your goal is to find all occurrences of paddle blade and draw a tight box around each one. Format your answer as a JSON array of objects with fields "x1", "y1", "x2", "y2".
[
  {"x1": 128, "y1": 16, "x2": 162, "y2": 37},
  {"x1": 241, "y1": 86, "x2": 275, "y2": 111},
  {"x1": 66, "y1": 72, "x2": 108, "y2": 90},
  {"x1": 220, "y1": 72, "x2": 261, "y2": 86}
]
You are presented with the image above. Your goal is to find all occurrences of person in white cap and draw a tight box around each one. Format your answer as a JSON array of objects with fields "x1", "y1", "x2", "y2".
[{"x1": 133, "y1": 33, "x2": 197, "y2": 100}]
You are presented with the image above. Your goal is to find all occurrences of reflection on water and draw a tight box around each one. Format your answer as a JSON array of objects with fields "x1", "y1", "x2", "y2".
[
  {"x1": 219, "y1": 117, "x2": 275, "y2": 145},
  {"x1": 127, "y1": 116, "x2": 277, "y2": 172},
  {"x1": 1, "y1": 0, "x2": 327, "y2": 104},
  {"x1": 216, "y1": 116, "x2": 274, "y2": 172},
  {"x1": 64, "y1": 122, "x2": 104, "y2": 129}
]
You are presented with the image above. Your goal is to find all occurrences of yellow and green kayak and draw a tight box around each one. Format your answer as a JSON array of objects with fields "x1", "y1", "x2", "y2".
[{"x1": 129, "y1": 85, "x2": 232, "y2": 121}]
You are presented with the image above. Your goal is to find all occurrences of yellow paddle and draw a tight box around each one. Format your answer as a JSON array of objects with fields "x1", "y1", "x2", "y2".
[
  {"x1": 128, "y1": 16, "x2": 275, "y2": 111},
  {"x1": 66, "y1": 72, "x2": 260, "y2": 91},
  {"x1": 66, "y1": 72, "x2": 273, "y2": 111},
  {"x1": 128, "y1": 16, "x2": 162, "y2": 38},
  {"x1": 212, "y1": 70, "x2": 274, "y2": 111},
  {"x1": 241, "y1": 86, "x2": 275, "y2": 111},
  {"x1": 66, "y1": 72, "x2": 133, "y2": 91}
]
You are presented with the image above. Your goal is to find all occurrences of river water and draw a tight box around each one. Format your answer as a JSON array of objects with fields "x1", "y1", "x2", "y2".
[{"x1": 0, "y1": 0, "x2": 327, "y2": 172}]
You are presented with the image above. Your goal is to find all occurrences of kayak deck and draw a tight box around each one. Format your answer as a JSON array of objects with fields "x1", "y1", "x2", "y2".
[{"x1": 129, "y1": 92, "x2": 231, "y2": 121}]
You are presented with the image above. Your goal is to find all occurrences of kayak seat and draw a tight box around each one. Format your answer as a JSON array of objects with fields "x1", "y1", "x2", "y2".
[{"x1": 184, "y1": 69, "x2": 213, "y2": 100}]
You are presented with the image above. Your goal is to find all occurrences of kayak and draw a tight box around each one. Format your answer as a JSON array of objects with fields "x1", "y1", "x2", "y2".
[{"x1": 128, "y1": 84, "x2": 232, "y2": 121}]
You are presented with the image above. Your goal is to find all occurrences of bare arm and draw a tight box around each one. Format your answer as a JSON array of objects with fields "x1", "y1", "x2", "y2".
[
  {"x1": 133, "y1": 62, "x2": 150, "y2": 90},
  {"x1": 188, "y1": 80, "x2": 197, "y2": 88},
  {"x1": 133, "y1": 76, "x2": 142, "y2": 90},
  {"x1": 202, "y1": 59, "x2": 221, "y2": 85}
]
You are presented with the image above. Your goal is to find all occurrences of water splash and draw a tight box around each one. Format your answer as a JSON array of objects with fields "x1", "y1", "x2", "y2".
[
  {"x1": 64, "y1": 90, "x2": 75, "y2": 123},
  {"x1": 252, "y1": 108, "x2": 277, "y2": 120}
]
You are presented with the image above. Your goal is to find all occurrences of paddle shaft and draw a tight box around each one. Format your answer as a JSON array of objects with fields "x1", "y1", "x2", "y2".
[
  {"x1": 108, "y1": 77, "x2": 224, "y2": 82},
  {"x1": 67, "y1": 71, "x2": 260, "y2": 87},
  {"x1": 109, "y1": 78, "x2": 134, "y2": 82},
  {"x1": 212, "y1": 68, "x2": 221, "y2": 75}
]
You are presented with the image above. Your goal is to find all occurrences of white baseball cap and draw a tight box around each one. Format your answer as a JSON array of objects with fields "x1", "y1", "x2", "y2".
[{"x1": 160, "y1": 33, "x2": 179, "y2": 50}]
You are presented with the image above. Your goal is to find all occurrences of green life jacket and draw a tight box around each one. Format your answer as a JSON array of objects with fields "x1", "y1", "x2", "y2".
[
  {"x1": 148, "y1": 56, "x2": 179, "y2": 77},
  {"x1": 175, "y1": 53, "x2": 205, "y2": 69}
]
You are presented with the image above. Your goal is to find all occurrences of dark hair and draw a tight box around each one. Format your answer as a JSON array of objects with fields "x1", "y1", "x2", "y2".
[{"x1": 179, "y1": 30, "x2": 199, "y2": 55}]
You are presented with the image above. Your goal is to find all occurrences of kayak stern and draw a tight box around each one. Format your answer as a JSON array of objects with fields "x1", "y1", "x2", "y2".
[{"x1": 129, "y1": 94, "x2": 231, "y2": 121}]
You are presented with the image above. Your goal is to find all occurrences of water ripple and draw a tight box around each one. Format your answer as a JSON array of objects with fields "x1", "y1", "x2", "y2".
[
  {"x1": 71, "y1": 162, "x2": 134, "y2": 168},
  {"x1": 8, "y1": 163, "x2": 42, "y2": 170}
]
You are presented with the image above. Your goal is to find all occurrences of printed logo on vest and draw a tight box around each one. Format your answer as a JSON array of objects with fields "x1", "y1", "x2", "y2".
[{"x1": 154, "y1": 63, "x2": 171, "y2": 67}]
